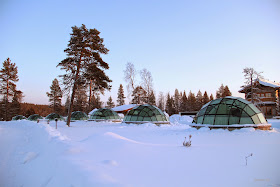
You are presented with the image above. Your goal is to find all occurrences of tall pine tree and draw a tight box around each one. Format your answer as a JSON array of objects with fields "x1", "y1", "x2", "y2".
[
  {"x1": 180, "y1": 91, "x2": 188, "y2": 112},
  {"x1": 174, "y1": 89, "x2": 180, "y2": 114},
  {"x1": 131, "y1": 86, "x2": 147, "y2": 104},
  {"x1": 195, "y1": 90, "x2": 203, "y2": 111},
  {"x1": 117, "y1": 84, "x2": 125, "y2": 106},
  {"x1": 46, "y1": 78, "x2": 63, "y2": 114},
  {"x1": 187, "y1": 91, "x2": 196, "y2": 111},
  {"x1": 0, "y1": 58, "x2": 21, "y2": 120},
  {"x1": 106, "y1": 96, "x2": 115, "y2": 108},
  {"x1": 165, "y1": 93, "x2": 175, "y2": 115},
  {"x1": 202, "y1": 91, "x2": 210, "y2": 105},
  {"x1": 57, "y1": 25, "x2": 111, "y2": 126}
]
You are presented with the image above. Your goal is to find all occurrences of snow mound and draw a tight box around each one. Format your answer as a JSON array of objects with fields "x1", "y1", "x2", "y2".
[{"x1": 169, "y1": 114, "x2": 193, "y2": 125}]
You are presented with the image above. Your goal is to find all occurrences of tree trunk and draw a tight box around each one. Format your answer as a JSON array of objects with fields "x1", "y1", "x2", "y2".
[
  {"x1": 5, "y1": 79, "x2": 9, "y2": 121},
  {"x1": 251, "y1": 76, "x2": 254, "y2": 104},
  {"x1": 88, "y1": 80, "x2": 92, "y2": 112},
  {"x1": 66, "y1": 59, "x2": 81, "y2": 127}
]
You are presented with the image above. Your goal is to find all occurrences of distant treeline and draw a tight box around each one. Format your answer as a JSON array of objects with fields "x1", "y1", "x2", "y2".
[{"x1": 19, "y1": 103, "x2": 66, "y2": 118}]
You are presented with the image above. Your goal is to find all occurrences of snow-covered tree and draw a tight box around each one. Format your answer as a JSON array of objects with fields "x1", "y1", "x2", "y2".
[
  {"x1": 117, "y1": 84, "x2": 126, "y2": 106},
  {"x1": 46, "y1": 78, "x2": 63, "y2": 114},
  {"x1": 57, "y1": 24, "x2": 111, "y2": 126}
]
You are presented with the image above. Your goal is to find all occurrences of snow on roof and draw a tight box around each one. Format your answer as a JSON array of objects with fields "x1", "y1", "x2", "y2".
[
  {"x1": 258, "y1": 78, "x2": 280, "y2": 88},
  {"x1": 239, "y1": 78, "x2": 280, "y2": 92},
  {"x1": 112, "y1": 104, "x2": 138, "y2": 112}
]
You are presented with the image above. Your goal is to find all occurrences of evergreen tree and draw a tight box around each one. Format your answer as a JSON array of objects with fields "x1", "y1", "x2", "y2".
[
  {"x1": 165, "y1": 93, "x2": 175, "y2": 115},
  {"x1": 0, "y1": 58, "x2": 21, "y2": 121},
  {"x1": 85, "y1": 64, "x2": 112, "y2": 111},
  {"x1": 187, "y1": 91, "x2": 196, "y2": 111},
  {"x1": 180, "y1": 91, "x2": 188, "y2": 111},
  {"x1": 209, "y1": 94, "x2": 214, "y2": 101},
  {"x1": 222, "y1": 85, "x2": 232, "y2": 97},
  {"x1": 216, "y1": 84, "x2": 224, "y2": 99},
  {"x1": 131, "y1": 86, "x2": 147, "y2": 104},
  {"x1": 46, "y1": 78, "x2": 63, "y2": 114},
  {"x1": 202, "y1": 91, "x2": 210, "y2": 105},
  {"x1": 64, "y1": 96, "x2": 70, "y2": 116},
  {"x1": 148, "y1": 90, "x2": 156, "y2": 106},
  {"x1": 94, "y1": 94, "x2": 103, "y2": 108},
  {"x1": 73, "y1": 85, "x2": 88, "y2": 112},
  {"x1": 157, "y1": 92, "x2": 165, "y2": 111},
  {"x1": 57, "y1": 25, "x2": 111, "y2": 126},
  {"x1": 117, "y1": 84, "x2": 126, "y2": 106},
  {"x1": 195, "y1": 90, "x2": 203, "y2": 111},
  {"x1": 10, "y1": 90, "x2": 23, "y2": 117},
  {"x1": 106, "y1": 96, "x2": 115, "y2": 108},
  {"x1": 174, "y1": 89, "x2": 180, "y2": 113}
]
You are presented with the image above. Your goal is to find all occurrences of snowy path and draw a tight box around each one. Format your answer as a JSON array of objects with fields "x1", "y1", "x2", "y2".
[{"x1": 1, "y1": 119, "x2": 280, "y2": 186}]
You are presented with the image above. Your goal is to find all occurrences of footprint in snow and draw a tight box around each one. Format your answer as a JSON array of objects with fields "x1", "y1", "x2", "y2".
[{"x1": 23, "y1": 152, "x2": 38, "y2": 164}]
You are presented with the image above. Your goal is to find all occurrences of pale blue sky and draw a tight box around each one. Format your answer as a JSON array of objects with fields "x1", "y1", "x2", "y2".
[{"x1": 1, "y1": 0, "x2": 279, "y2": 105}]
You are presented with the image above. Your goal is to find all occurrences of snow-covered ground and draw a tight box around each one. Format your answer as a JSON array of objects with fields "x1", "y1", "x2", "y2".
[{"x1": 1, "y1": 116, "x2": 280, "y2": 187}]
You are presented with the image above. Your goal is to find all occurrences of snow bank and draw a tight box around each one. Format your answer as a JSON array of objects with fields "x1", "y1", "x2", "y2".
[{"x1": 1, "y1": 119, "x2": 280, "y2": 186}]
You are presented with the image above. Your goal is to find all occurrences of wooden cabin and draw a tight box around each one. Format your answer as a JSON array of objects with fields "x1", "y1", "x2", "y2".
[{"x1": 239, "y1": 78, "x2": 280, "y2": 117}]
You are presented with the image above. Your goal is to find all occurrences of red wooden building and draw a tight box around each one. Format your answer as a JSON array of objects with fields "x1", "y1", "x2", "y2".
[{"x1": 239, "y1": 78, "x2": 280, "y2": 117}]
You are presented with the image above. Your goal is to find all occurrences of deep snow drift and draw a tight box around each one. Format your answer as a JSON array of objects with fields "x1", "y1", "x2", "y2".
[{"x1": 0, "y1": 116, "x2": 280, "y2": 187}]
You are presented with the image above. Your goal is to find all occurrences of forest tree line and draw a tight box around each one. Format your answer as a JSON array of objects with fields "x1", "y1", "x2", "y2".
[{"x1": 0, "y1": 25, "x2": 235, "y2": 121}]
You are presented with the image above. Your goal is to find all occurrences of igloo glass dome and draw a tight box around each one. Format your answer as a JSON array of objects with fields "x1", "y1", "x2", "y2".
[
  {"x1": 123, "y1": 104, "x2": 169, "y2": 124},
  {"x1": 192, "y1": 96, "x2": 270, "y2": 129},
  {"x1": 70, "y1": 111, "x2": 88, "y2": 121},
  {"x1": 89, "y1": 108, "x2": 121, "y2": 122},
  {"x1": 45, "y1": 113, "x2": 64, "y2": 121}
]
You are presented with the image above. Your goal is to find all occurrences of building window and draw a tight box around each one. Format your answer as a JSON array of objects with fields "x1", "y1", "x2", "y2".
[{"x1": 265, "y1": 93, "x2": 271, "y2": 98}]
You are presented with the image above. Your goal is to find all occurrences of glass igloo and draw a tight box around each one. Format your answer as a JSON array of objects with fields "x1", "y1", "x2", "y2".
[
  {"x1": 45, "y1": 113, "x2": 64, "y2": 121},
  {"x1": 27, "y1": 114, "x2": 43, "y2": 121},
  {"x1": 89, "y1": 108, "x2": 121, "y2": 122},
  {"x1": 70, "y1": 111, "x2": 88, "y2": 121},
  {"x1": 192, "y1": 96, "x2": 270, "y2": 129},
  {"x1": 123, "y1": 104, "x2": 169, "y2": 125},
  {"x1": 12, "y1": 115, "x2": 26, "y2": 120}
]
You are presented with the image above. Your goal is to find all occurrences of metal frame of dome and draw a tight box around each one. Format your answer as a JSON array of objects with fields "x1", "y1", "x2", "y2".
[
  {"x1": 192, "y1": 96, "x2": 270, "y2": 130},
  {"x1": 12, "y1": 115, "x2": 26, "y2": 120},
  {"x1": 123, "y1": 104, "x2": 169, "y2": 125},
  {"x1": 27, "y1": 114, "x2": 43, "y2": 121},
  {"x1": 70, "y1": 111, "x2": 88, "y2": 121},
  {"x1": 89, "y1": 108, "x2": 121, "y2": 122},
  {"x1": 45, "y1": 113, "x2": 64, "y2": 121}
]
